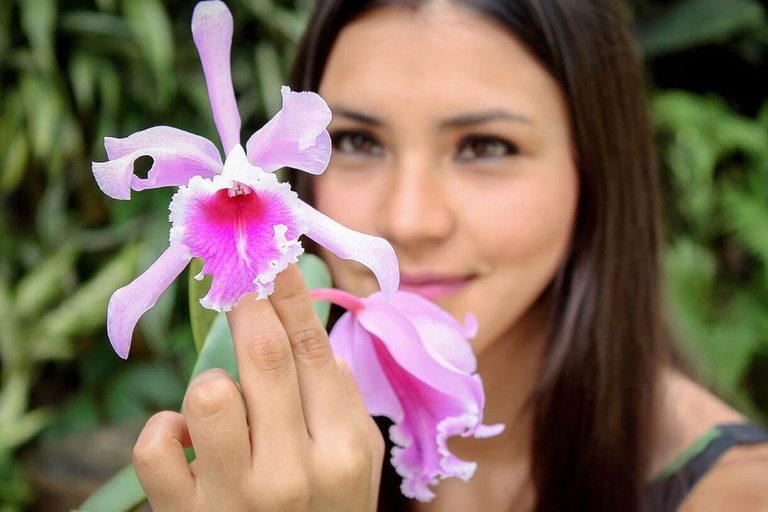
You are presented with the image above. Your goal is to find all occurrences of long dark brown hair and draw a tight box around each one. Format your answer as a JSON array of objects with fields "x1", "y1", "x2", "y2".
[{"x1": 289, "y1": 0, "x2": 683, "y2": 510}]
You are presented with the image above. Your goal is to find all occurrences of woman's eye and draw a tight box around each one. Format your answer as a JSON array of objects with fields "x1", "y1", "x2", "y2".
[
  {"x1": 331, "y1": 131, "x2": 385, "y2": 157},
  {"x1": 455, "y1": 136, "x2": 519, "y2": 162}
]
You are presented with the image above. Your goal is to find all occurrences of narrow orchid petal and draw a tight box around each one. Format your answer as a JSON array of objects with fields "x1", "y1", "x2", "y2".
[
  {"x1": 474, "y1": 423, "x2": 506, "y2": 438},
  {"x1": 169, "y1": 148, "x2": 308, "y2": 311},
  {"x1": 389, "y1": 292, "x2": 478, "y2": 374},
  {"x1": 309, "y1": 287, "x2": 365, "y2": 313},
  {"x1": 92, "y1": 126, "x2": 223, "y2": 200},
  {"x1": 107, "y1": 244, "x2": 190, "y2": 359},
  {"x1": 300, "y1": 202, "x2": 399, "y2": 299},
  {"x1": 192, "y1": 1, "x2": 241, "y2": 155},
  {"x1": 328, "y1": 313, "x2": 402, "y2": 417},
  {"x1": 245, "y1": 86, "x2": 332, "y2": 174}
]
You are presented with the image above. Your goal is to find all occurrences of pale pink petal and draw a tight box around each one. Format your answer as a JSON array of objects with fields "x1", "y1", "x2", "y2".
[
  {"x1": 358, "y1": 302, "x2": 480, "y2": 403},
  {"x1": 328, "y1": 313, "x2": 402, "y2": 417},
  {"x1": 245, "y1": 86, "x2": 332, "y2": 174},
  {"x1": 300, "y1": 202, "x2": 399, "y2": 299},
  {"x1": 92, "y1": 126, "x2": 223, "y2": 200},
  {"x1": 107, "y1": 244, "x2": 190, "y2": 359},
  {"x1": 369, "y1": 333, "x2": 480, "y2": 501},
  {"x1": 168, "y1": 148, "x2": 307, "y2": 311},
  {"x1": 389, "y1": 292, "x2": 479, "y2": 374},
  {"x1": 192, "y1": 1, "x2": 241, "y2": 155}
]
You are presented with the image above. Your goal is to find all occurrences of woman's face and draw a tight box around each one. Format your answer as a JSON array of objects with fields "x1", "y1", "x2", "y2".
[{"x1": 314, "y1": 3, "x2": 579, "y2": 355}]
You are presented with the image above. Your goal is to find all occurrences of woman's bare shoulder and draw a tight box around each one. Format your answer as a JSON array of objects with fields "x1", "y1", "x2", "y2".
[
  {"x1": 657, "y1": 369, "x2": 768, "y2": 511},
  {"x1": 651, "y1": 369, "x2": 744, "y2": 475},
  {"x1": 680, "y1": 444, "x2": 768, "y2": 511}
]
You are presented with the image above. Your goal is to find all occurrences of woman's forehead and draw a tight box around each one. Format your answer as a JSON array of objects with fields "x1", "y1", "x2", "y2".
[{"x1": 319, "y1": 4, "x2": 564, "y2": 128}]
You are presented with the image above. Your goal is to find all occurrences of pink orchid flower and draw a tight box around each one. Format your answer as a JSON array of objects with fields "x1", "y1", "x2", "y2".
[
  {"x1": 93, "y1": 0, "x2": 398, "y2": 359},
  {"x1": 310, "y1": 288, "x2": 505, "y2": 502}
]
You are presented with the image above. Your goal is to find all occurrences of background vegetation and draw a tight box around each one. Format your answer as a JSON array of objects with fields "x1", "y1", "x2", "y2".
[{"x1": 0, "y1": 0, "x2": 766, "y2": 509}]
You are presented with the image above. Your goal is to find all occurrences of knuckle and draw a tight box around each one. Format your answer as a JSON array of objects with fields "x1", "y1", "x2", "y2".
[
  {"x1": 335, "y1": 355, "x2": 351, "y2": 374},
  {"x1": 369, "y1": 423, "x2": 386, "y2": 461},
  {"x1": 245, "y1": 330, "x2": 292, "y2": 373},
  {"x1": 133, "y1": 425, "x2": 170, "y2": 470},
  {"x1": 320, "y1": 438, "x2": 370, "y2": 486},
  {"x1": 290, "y1": 324, "x2": 330, "y2": 364},
  {"x1": 184, "y1": 375, "x2": 237, "y2": 418},
  {"x1": 263, "y1": 473, "x2": 312, "y2": 508},
  {"x1": 133, "y1": 442, "x2": 163, "y2": 471}
]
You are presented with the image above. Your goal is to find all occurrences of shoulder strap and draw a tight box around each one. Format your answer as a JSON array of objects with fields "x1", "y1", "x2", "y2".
[{"x1": 647, "y1": 423, "x2": 768, "y2": 511}]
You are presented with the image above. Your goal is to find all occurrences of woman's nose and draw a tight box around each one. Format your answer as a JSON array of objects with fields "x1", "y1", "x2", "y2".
[{"x1": 377, "y1": 155, "x2": 455, "y2": 248}]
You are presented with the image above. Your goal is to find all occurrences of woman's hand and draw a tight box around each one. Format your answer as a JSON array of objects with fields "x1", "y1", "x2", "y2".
[{"x1": 132, "y1": 264, "x2": 385, "y2": 511}]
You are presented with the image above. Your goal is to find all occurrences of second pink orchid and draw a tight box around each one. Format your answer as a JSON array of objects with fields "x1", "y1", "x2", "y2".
[{"x1": 311, "y1": 288, "x2": 505, "y2": 502}]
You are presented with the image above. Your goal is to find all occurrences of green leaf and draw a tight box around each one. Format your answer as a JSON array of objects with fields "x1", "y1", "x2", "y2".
[
  {"x1": 0, "y1": 0, "x2": 12, "y2": 56},
  {"x1": 240, "y1": 0, "x2": 307, "y2": 43},
  {"x1": 0, "y1": 370, "x2": 31, "y2": 426},
  {"x1": 20, "y1": 75, "x2": 64, "y2": 166},
  {"x1": 189, "y1": 258, "x2": 217, "y2": 353},
  {"x1": 69, "y1": 53, "x2": 98, "y2": 112},
  {"x1": 698, "y1": 292, "x2": 765, "y2": 391},
  {"x1": 189, "y1": 313, "x2": 238, "y2": 381},
  {"x1": 35, "y1": 244, "x2": 140, "y2": 360},
  {"x1": 721, "y1": 184, "x2": 768, "y2": 270},
  {"x1": 0, "y1": 407, "x2": 54, "y2": 452},
  {"x1": 19, "y1": 0, "x2": 57, "y2": 70},
  {"x1": 77, "y1": 463, "x2": 145, "y2": 512},
  {"x1": 105, "y1": 362, "x2": 186, "y2": 422},
  {"x1": 15, "y1": 244, "x2": 78, "y2": 318},
  {"x1": 0, "y1": 130, "x2": 29, "y2": 194},
  {"x1": 123, "y1": 0, "x2": 175, "y2": 106},
  {"x1": 0, "y1": 276, "x2": 21, "y2": 367},
  {"x1": 255, "y1": 42, "x2": 285, "y2": 115},
  {"x1": 59, "y1": 11, "x2": 133, "y2": 41},
  {"x1": 298, "y1": 253, "x2": 333, "y2": 326},
  {"x1": 637, "y1": 0, "x2": 767, "y2": 57},
  {"x1": 664, "y1": 239, "x2": 717, "y2": 337}
]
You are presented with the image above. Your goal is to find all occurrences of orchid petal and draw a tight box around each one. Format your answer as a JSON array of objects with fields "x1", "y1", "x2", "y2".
[
  {"x1": 192, "y1": 1, "x2": 241, "y2": 155},
  {"x1": 389, "y1": 292, "x2": 479, "y2": 374},
  {"x1": 329, "y1": 313, "x2": 402, "y2": 418},
  {"x1": 359, "y1": 301, "x2": 479, "y2": 403},
  {"x1": 300, "y1": 202, "x2": 399, "y2": 299},
  {"x1": 245, "y1": 86, "x2": 332, "y2": 174},
  {"x1": 92, "y1": 126, "x2": 223, "y2": 200},
  {"x1": 169, "y1": 148, "x2": 307, "y2": 311},
  {"x1": 369, "y1": 331, "x2": 480, "y2": 501},
  {"x1": 107, "y1": 244, "x2": 190, "y2": 359}
]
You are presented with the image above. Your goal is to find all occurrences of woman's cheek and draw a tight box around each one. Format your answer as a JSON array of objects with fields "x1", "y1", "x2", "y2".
[{"x1": 460, "y1": 169, "x2": 578, "y2": 342}]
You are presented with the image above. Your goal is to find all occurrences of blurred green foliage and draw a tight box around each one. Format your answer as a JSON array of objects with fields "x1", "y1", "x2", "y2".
[{"x1": 0, "y1": 0, "x2": 766, "y2": 509}]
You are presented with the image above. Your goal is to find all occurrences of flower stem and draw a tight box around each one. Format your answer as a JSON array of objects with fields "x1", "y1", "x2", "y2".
[{"x1": 308, "y1": 288, "x2": 365, "y2": 314}]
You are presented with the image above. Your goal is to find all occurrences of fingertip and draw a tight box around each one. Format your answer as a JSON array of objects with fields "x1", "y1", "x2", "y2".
[{"x1": 271, "y1": 263, "x2": 310, "y2": 302}]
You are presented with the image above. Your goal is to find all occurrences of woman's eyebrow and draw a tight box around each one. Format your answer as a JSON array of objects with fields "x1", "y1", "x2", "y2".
[
  {"x1": 439, "y1": 110, "x2": 533, "y2": 128},
  {"x1": 331, "y1": 106, "x2": 383, "y2": 126}
]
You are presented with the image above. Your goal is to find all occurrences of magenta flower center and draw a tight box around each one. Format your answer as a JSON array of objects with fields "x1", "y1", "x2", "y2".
[{"x1": 205, "y1": 188, "x2": 263, "y2": 227}]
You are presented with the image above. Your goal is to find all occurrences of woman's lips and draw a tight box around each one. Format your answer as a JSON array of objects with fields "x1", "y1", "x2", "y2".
[{"x1": 398, "y1": 274, "x2": 472, "y2": 300}]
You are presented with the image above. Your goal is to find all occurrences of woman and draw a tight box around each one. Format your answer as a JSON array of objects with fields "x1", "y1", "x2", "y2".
[{"x1": 132, "y1": 0, "x2": 768, "y2": 510}]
